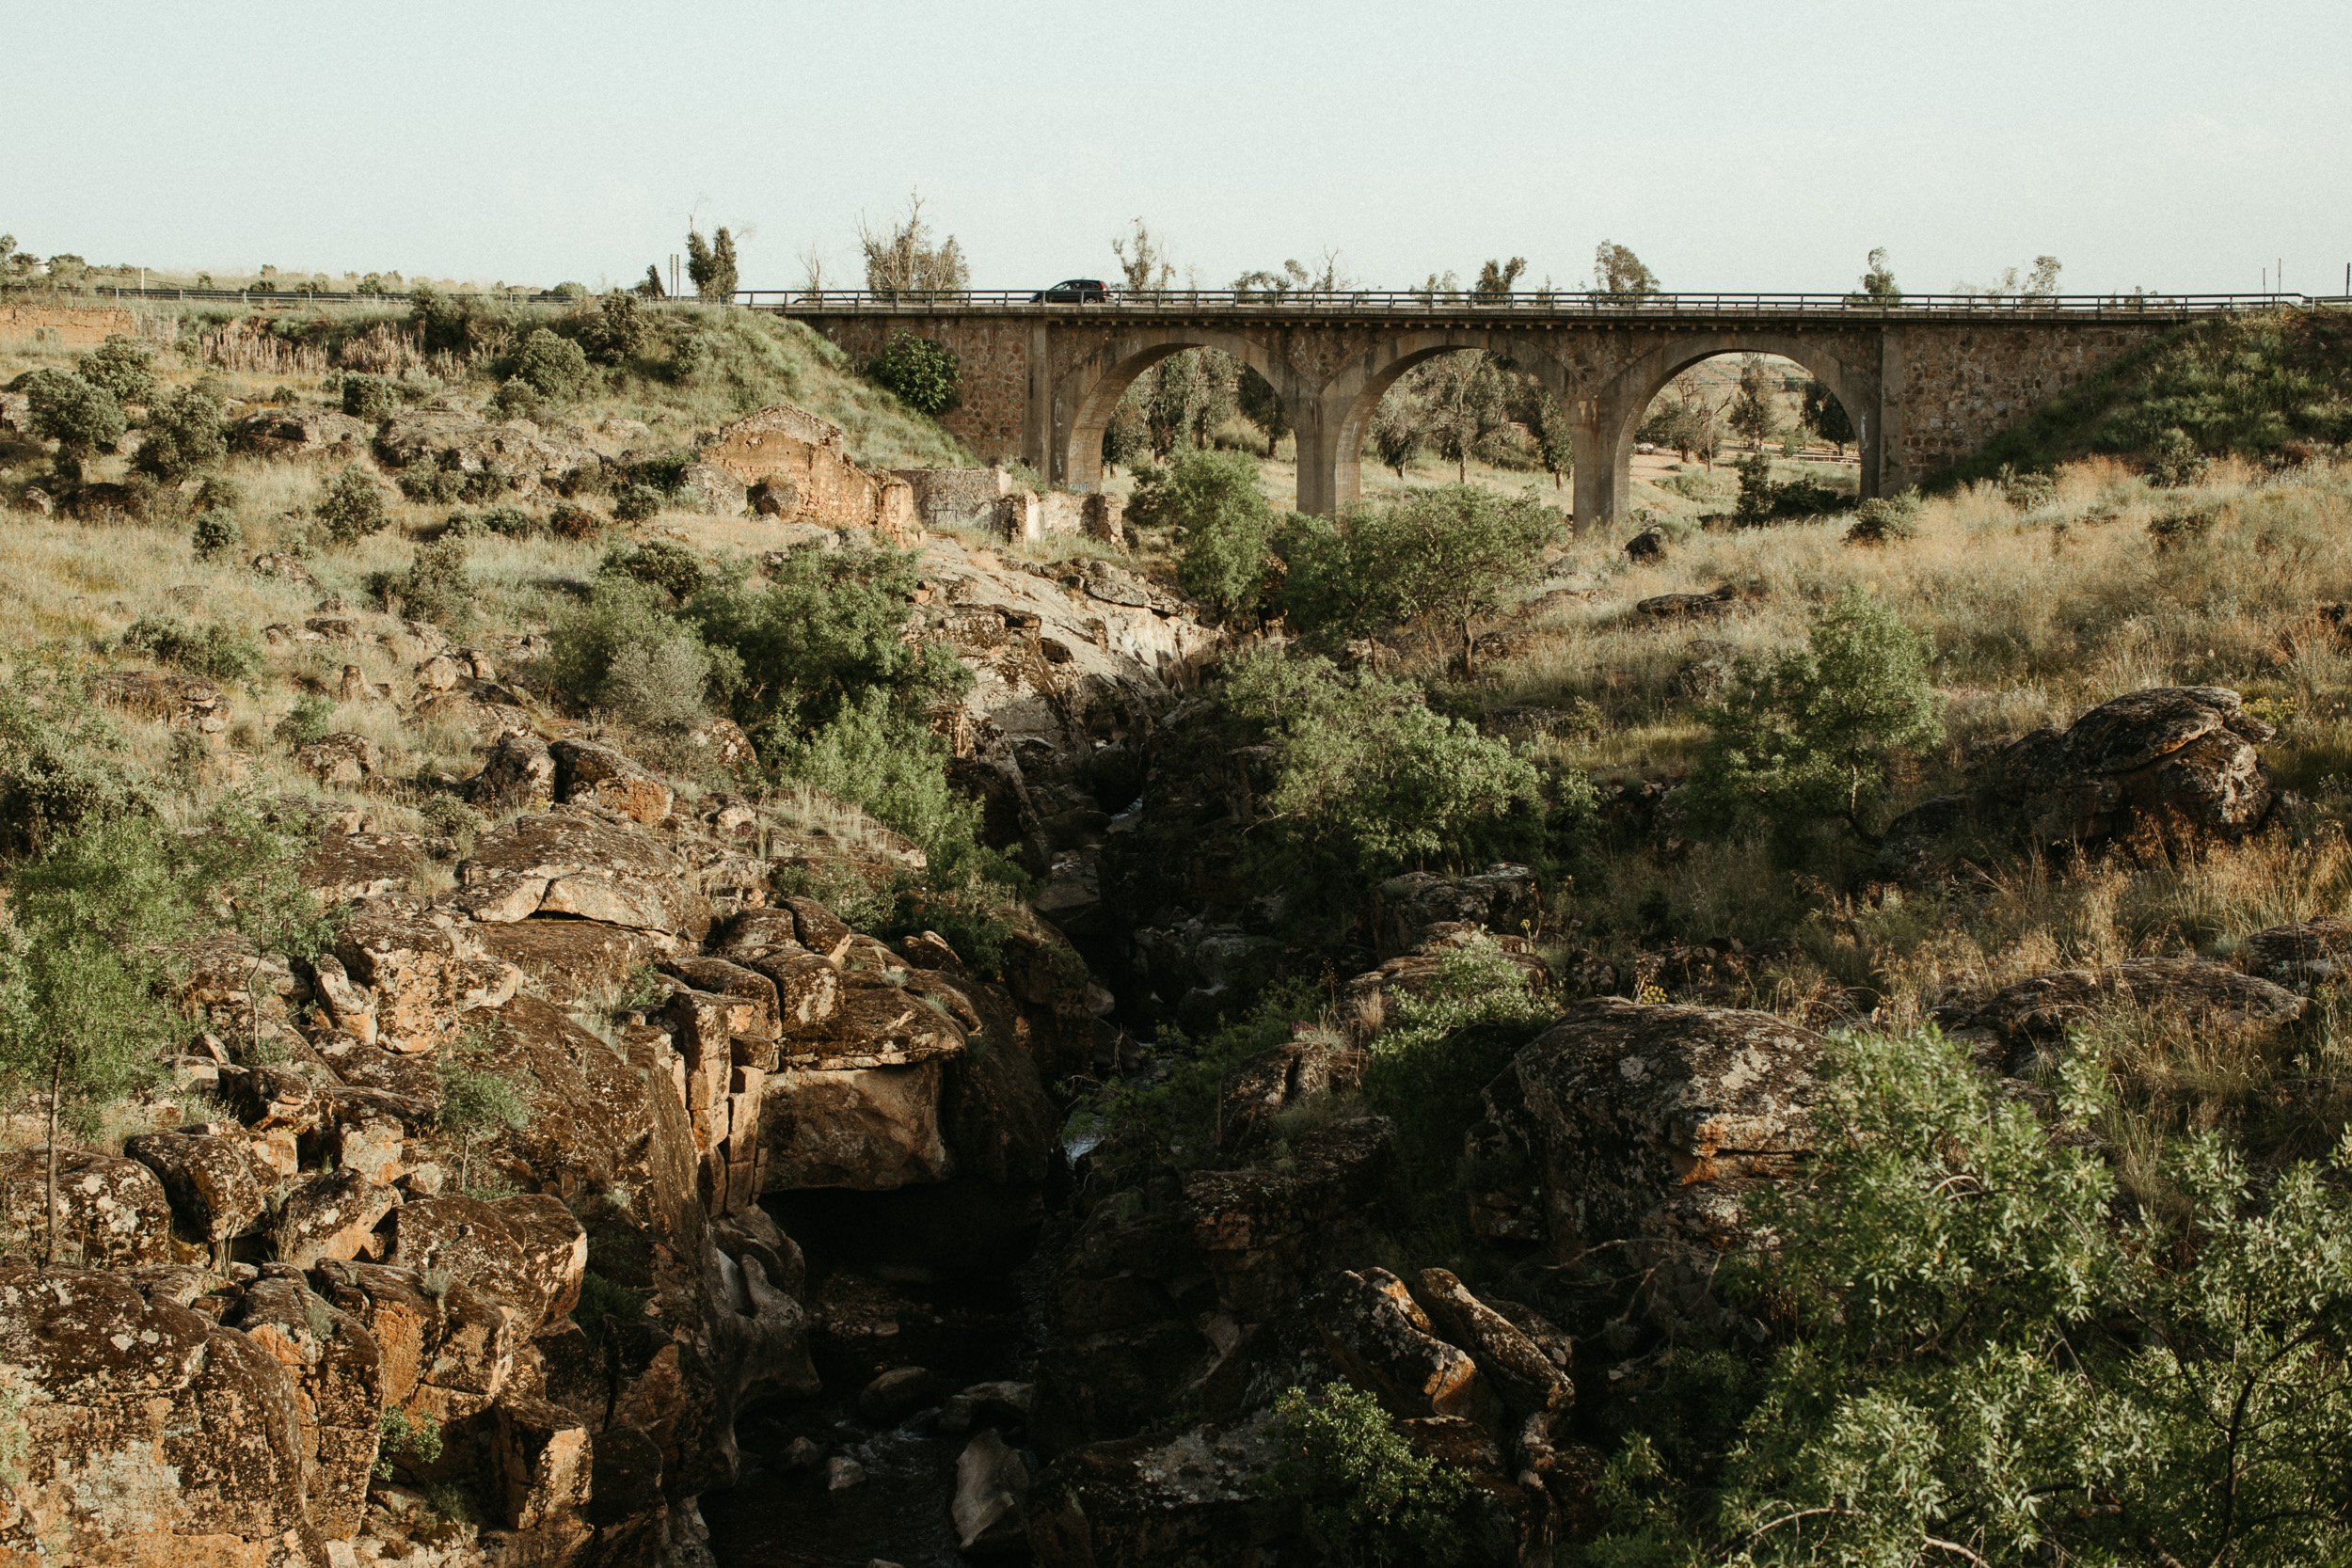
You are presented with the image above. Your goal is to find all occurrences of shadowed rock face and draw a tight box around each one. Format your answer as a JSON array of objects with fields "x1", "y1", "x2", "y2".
[
  {"x1": 1464, "y1": 998, "x2": 1825, "y2": 1276},
  {"x1": 1949, "y1": 956, "x2": 2308, "y2": 1070}
]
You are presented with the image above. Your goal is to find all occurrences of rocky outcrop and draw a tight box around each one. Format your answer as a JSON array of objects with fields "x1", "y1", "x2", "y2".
[
  {"x1": 1463, "y1": 999, "x2": 1824, "y2": 1306},
  {"x1": 700, "y1": 402, "x2": 914, "y2": 540},
  {"x1": 0, "y1": 1149, "x2": 176, "y2": 1268},
  {"x1": 2239, "y1": 917, "x2": 2352, "y2": 990},
  {"x1": 1986, "y1": 686, "x2": 2274, "y2": 858},
  {"x1": 1948, "y1": 956, "x2": 2308, "y2": 1065}
]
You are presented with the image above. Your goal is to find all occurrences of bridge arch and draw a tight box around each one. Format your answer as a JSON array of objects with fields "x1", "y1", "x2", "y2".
[
  {"x1": 1051, "y1": 328, "x2": 1307, "y2": 500},
  {"x1": 1315, "y1": 330, "x2": 1575, "y2": 515},
  {"x1": 1582, "y1": 331, "x2": 1881, "y2": 526}
]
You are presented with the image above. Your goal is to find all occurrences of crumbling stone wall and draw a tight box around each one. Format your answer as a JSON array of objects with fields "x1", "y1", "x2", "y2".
[
  {"x1": 701, "y1": 402, "x2": 916, "y2": 541},
  {"x1": 796, "y1": 316, "x2": 1032, "y2": 465}
]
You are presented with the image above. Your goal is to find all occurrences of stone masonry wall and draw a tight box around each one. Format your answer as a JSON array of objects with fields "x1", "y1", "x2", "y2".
[
  {"x1": 1891, "y1": 320, "x2": 2169, "y2": 483},
  {"x1": 803, "y1": 316, "x2": 1031, "y2": 465}
]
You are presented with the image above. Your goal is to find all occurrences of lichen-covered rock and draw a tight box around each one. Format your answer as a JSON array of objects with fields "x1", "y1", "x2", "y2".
[
  {"x1": 0, "y1": 1149, "x2": 177, "y2": 1268},
  {"x1": 1374, "y1": 863, "x2": 1540, "y2": 958},
  {"x1": 269, "y1": 1167, "x2": 398, "y2": 1269},
  {"x1": 94, "y1": 668, "x2": 229, "y2": 732},
  {"x1": 1027, "y1": 1416, "x2": 1290, "y2": 1568},
  {"x1": 1988, "y1": 686, "x2": 2274, "y2": 857},
  {"x1": 467, "y1": 726, "x2": 557, "y2": 812},
  {"x1": 551, "y1": 737, "x2": 675, "y2": 826},
  {"x1": 1214, "y1": 1033, "x2": 1365, "y2": 1156},
  {"x1": 233, "y1": 1273, "x2": 387, "y2": 1539},
  {"x1": 124, "y1": 1129, "x2": 271, "y2": 1245},
  {"x1": 334, "y1": 904, "x2": 520, "y2": 1053},
  {"x1": 382, "y1": 1192, "x2": 584, "y2": 1330},
  {"x1": 1410, "y1": 1267, "x2": 1571, "y2": 1420},
  {"x1": 0, "y1": 1265, "x2": 322, "y2": 1564},
  {"x1": 2239, "y1": 917, "x2": 2352, "y2": 990},
  {"x1": 294, "y1": 730, "x2": 379, "y2": 787},
  {"x1": 1319, "y1": 1267, "x2": 1489, "y2": 1422},
  {"x1": 1953, "y1": 956, "x2": 2308, "y2": 1062},
  {"x1": 1463, "y1": 999, "x2": 1824, "y2": 1275},
  {"x1": 954, "y1": 1428, "x2": 1033, "y2": 1556},
  {"x1": 459, "y1": 805, "x2": 709, "y2": 938},
  {"x1": 303, "y1": 829, "x2": 430, "y2": 904}
]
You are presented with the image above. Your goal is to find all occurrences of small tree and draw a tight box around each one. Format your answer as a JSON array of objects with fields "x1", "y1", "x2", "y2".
[
  {"x1": 869, "y1": 334, "x2": 961, "y2": 416},
  {"x1": 1687, "y1": 585, "x2": 1943, "y2": 839},
  {"x1": 436, "y1": 1026, "x2": 532, "y2": 1193},
  {"x1": 1112, "y1": 218, "x2": 1176, "y2": 294},
  {"x1": 1854, "y1": 245, "x2": 1901, "y2": 301},
  {"x1": 1418, "y1": 354, "x2": 1509, "y2": 483},
  {"x1": 1728, "y1": 355, "x2": 1779, "y2": 451},
  {"x1": 1592, "y1": 240, "x2": 1661, "y2": 299},
  {"x1": 1134, "y1": 450, "x2": 1274, "y2": 622},
  {"x1": 1370, "y1": 391, "x2": 1422, "y2": 478},
  {"x1": 0, "y1": 797, "x2": 325, "y2": 1262},
  {"x1": 1801, "y1": 378, "x2": 1854, "y2": 455},
  {"x1": 859, "y1": 196, "x2": 967, "y2": 296},
  {"x1": 1283, "y1": 485, "x2": 1564, "y2": 673},
  {"x1": 635, "y1": 264, "x2": 665, "y2": 299},
  {"x1": 1472, "y1": 256, "x2": 1527, "y2": 298},
  {"x1": 134, "y1": 387, "x2": 226, "y2": 480},
  {"x1": 316, "y1": 466, "x2": 391, "y2": 544},
  {"x1": 23, "y1": 370, "x2": 126, "y2": 483},
  {"x1": 685, "y1": 226, "x2": 739, "y2": 301},
  {"x1": 1271, "y1": 1382, "x2": 1471, "y2": 1567},
  {"x1": 76, "y1": 336, "x2": 156, "y2": 405}
]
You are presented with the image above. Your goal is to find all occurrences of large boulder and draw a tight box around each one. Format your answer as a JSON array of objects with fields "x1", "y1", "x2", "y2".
[
  {"x1": 1463, "y1": 999, "x2": 1824, "y2": 1279},
  {"x1": 232, "y1": 1273, "x2": 388, "y2": 1539},
  {"x1": 1318, "y1": 1267, "x2": 1490, "y2": 1423},
  {"x1": 1951, "y1": 956, "x2": 2307, "y2": 1065},
  {"x1": 2239, "y1": 917, "x2": 2352, "y2": 990},
  {"x1": 0, "y1": 1266, "x2": 322, "y2": 1563},
  {"x1": 1987, "y1": 686, "x2": 2274, "y2": 858},
  {"x1": 124, "y1": 1129, "x2": 272, "y2": 1246},
  {"x1": 458, "y1": 805, "x2": 709, "y2": 938},
  {"x1": 1027, "y1": 1417, "x2": 1291, "y2": 1568},
  {"x1": 1374, "y1": 863, "x2": 1540, "y2": 958},
  {"x1": 0, "y1": 1149, "x2": 177, "y2": 1268}
]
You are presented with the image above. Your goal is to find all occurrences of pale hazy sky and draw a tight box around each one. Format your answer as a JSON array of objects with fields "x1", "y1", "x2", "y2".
[{"x1": 8, "y1": 0, "x2": 2348, "y2": 296}]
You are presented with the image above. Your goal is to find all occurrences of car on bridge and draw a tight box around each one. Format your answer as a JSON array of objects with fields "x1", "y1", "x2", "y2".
[{"x1": 1029, "y1": 278, "x2": 1109, "y2": 304}]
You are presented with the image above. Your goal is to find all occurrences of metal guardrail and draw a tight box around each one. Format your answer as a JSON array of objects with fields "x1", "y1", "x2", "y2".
[{"x1": 752, "y1": 289, "x2": 2312, "y2": 320}]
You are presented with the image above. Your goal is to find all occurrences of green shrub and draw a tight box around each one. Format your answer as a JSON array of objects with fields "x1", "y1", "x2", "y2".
[
  {"x1": 1219, "y1": 649, "x2": 1541, "y2": 886},
  {"x1": 0, "y1": 671, "x2": 148, "y2": 858},
  {"x1": 478, "y1": 505, "x2": 539, "y2": 537},
  {"x1": 1270, "y1": 1383, "x2": 1470, "y2": 1568},
  {"x1": 23, "y1": 370, "x2": 125, "y2": 477},
  {"x1": 600, "y1": 538, "x2": 706, "y2": 600},
  {"x1": 868, "y1": 333, "x2": 961, "y2": 416},
  {"x1": 1277, "y1": 485, "x2": 1565, "y2": 672},
  {"x1": 435, "y1": 1025, "x2": 533, "y2": 1193},
  {"x1": 373, "y1": 1408, "x2": 444, "y2": 1480},
  {"x1": 190, "y1": 509, "x2": 241, "y2": 562},
  {"x1": 514, "y1": 327, "x2": 594, "y2": 404},
  {"x1": 772, "y1": 689, "x2": 1000, "y2": 885},
  {"x1": 547, "y1": 578, "x2": 713, "y2": 732},
  {"x1": 121, "y1": 616, "x2": 262, "y2": 681},
  {"x1": 75, "y1": 336, "x2": 155, "y2": 405},
  {"x1": 372, "y1": 537, "x2": 471, "y2": 626},
  {"x1": 1590, "y1": 1029, "x2": 2352, "y2": 1567},
  {"x1": 341, "y1": 373, "x2": 400, "y2": 421},
  {"x1": 576, "y1": 291, "x2": 648, "y2": 366},
  {"x1": 315, "y1": 467, "x2": 391, "y2": 545},
  {"x1": 1685, "y1": 585, "x2": 1942, "y2": 841},
  {"x1": 1131, "y1": 450, "x2": 1275, "y2": 622},
  {"x1": 1359, "y1": 937, "x2": 1559, "y2": 1182},
  {"x1": 274, "y1": 694, "x2": 333, "y2": 749},
  {"x1": 1844, "y1": 489, "x2": 1923, "y2": 546},
  {"x1": 1733, "y1": 452, "x2": 1775, "y2": 524},
  {"x1": 134, "y1": 387, "x2": 227, "y2": 481},
  {"x1": 396, "y1": 455, "x2": 465, "y2": 504},
  {"x1": 612, "y1": 482, "x2": 662, "y2": 523},
  {"x1": 2147, "y1": 425, "x2": 2210, "y2": 487},
  {"x1": 688, "y1": 544, "x2": 968, "y2": 737}
]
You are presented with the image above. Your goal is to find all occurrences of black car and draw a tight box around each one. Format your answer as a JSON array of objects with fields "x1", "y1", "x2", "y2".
[{"x1": 1029, "y1": 278, "x2": 1110, "y2": 304}]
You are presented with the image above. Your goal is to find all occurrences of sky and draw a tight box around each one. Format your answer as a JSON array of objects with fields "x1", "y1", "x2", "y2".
[{"x1": 7, "y1": 0, "x2": 2349, "y2": 297}]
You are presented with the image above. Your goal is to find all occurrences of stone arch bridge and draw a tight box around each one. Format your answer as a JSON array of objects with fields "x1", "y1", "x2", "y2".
[{"x1": 775, "y1": 291, "x2": 2237, "y2": 521}]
